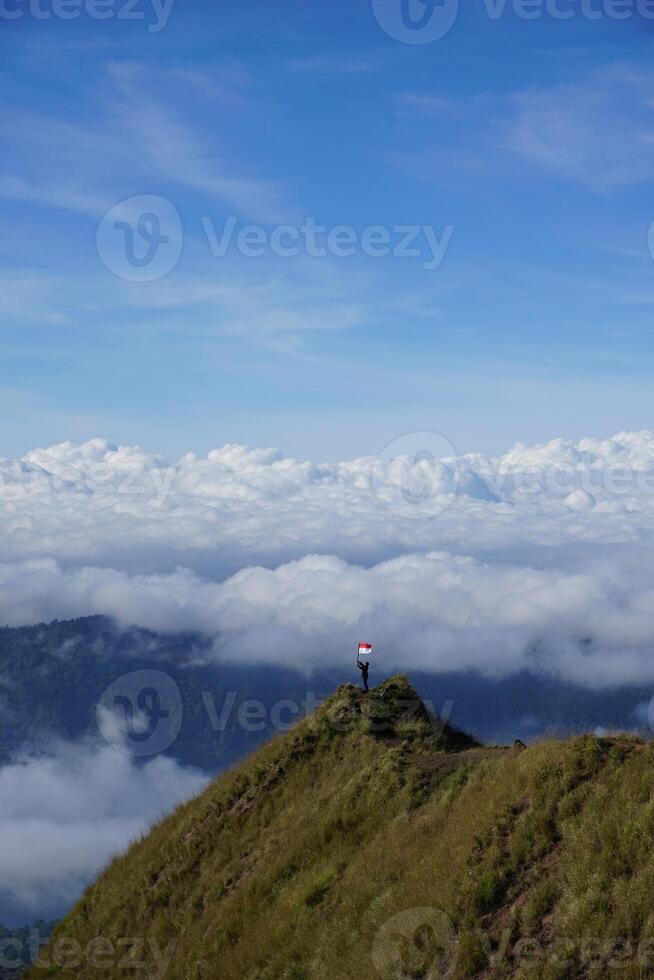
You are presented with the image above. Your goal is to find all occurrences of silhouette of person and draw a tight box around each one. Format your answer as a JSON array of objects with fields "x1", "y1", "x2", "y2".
[{"x1": 357, "y1": 659, "x2": 370, "y2": 693}]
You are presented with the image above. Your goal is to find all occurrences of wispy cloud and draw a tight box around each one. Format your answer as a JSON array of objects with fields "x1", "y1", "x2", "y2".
[
  {"x1": 107, "y1": 273, "x2": 369, "y2": 338},
  {"x1": 0, "y1": 61, "x2": 290, "y2": 223},
  {"x1": 0, "y1": 271, "x2": 80, "y2": 324},
  {"x1": 393, "y1": 64, "x2": 654, "y2": 195},
  {"x1": 0, "y1": 175, "x2": 109, "y2": 218},
  {"x1": 504, "y1": 65, "x2": 654, "y2": 191},
  {"x1": 105, "y1": 62, "x2": 289, "y2": 222}
]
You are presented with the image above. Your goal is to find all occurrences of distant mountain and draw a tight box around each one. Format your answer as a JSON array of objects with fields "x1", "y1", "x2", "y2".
[
  {"x1": 27, "y1": 677, "x2": 654, "y2": 979},
  {"x1": 0, "y1": 617, "x2": 652, "y2": 775},
  {"x1": 0, "y1": 616, "x2": 338, "y2": 772}
]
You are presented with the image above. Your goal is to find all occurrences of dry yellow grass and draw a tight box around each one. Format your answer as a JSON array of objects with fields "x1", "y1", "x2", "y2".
[{"x1": 25, "y1": 678, "x2": 654, "y2": 979}]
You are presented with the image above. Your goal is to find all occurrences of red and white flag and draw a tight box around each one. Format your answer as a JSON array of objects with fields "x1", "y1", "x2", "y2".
[{"x1": 358, "y1": 642, "x2": 373, "y2": 657}]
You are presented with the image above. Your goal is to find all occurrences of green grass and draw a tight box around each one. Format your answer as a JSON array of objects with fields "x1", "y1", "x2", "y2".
[{"x1": 25, "y1": 681, "x2": 654, "y2": 979}]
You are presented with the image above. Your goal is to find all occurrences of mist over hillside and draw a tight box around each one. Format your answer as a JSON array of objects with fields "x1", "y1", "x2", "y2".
[{"x1": 2, "y1": 615, "x2": 653, "y2": 770}]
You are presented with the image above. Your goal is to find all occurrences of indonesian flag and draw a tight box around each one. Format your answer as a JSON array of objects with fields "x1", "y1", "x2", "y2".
[{"x1": 358, "y1": 642, "x2": 373, "y2": 657}]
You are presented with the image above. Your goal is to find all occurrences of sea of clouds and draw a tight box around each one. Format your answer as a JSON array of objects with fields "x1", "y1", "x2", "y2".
[
  {"x1": 3, "y1": 429, "x2": 654, "y2": 921},
  {"x1": 3, "y1": 431, "x2": 654, "y2": 576},
  {"x1": 2, "y1": 430, "x2": 654, "y2": 689}
]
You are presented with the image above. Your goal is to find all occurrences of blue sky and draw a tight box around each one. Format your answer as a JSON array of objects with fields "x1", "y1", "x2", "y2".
[{"x1": 2, "y1": 0, "x2": 654, "y2": 460}]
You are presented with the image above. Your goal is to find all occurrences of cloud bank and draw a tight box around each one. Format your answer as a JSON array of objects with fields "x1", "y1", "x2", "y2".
[
  {"x1": 1, "y1": 551, "x2": 654, "y2": 690},
  {"x1": 2, "y1": 430, "x2": 654, "y2": 576},
  {"x1": 3, "y1": 429, "x2": 654, "y2": 689},
  {"x1": 0, "y1": 738, "x2": 207, "y2": 923}
]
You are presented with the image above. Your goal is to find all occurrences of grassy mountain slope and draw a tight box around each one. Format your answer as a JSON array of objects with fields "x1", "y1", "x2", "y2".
[{"x1": 27, "y1": 677, "x2": 654, "y2": 979}]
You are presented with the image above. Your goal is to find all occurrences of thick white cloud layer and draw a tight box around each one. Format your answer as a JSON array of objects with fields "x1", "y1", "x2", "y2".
[
  {"x1": 0, "y1": 738, "x2": 207, "y2": 921},
  {"x1": 2, "y1": 431, "x2": 654, "y2": 574},
  {"x1": 3, "y1": 431, "x2": 654, "y2": 688}
]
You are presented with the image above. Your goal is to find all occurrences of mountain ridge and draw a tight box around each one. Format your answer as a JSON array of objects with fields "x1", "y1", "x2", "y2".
[
  {"x1": 26, "y1": 675, "x2": 654, "y2": 979},
  {"x1": 1, "y1": 616, "x2": 652, "y2": 772}
]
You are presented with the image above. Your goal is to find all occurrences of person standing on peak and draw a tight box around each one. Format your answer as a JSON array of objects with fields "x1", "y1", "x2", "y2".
[
  {"x1": 356, "y1": 642, "x2": 373, "y2": 692},
  {"x1": 357, "y1": 658, "x2": 370, "y2": 693}
]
